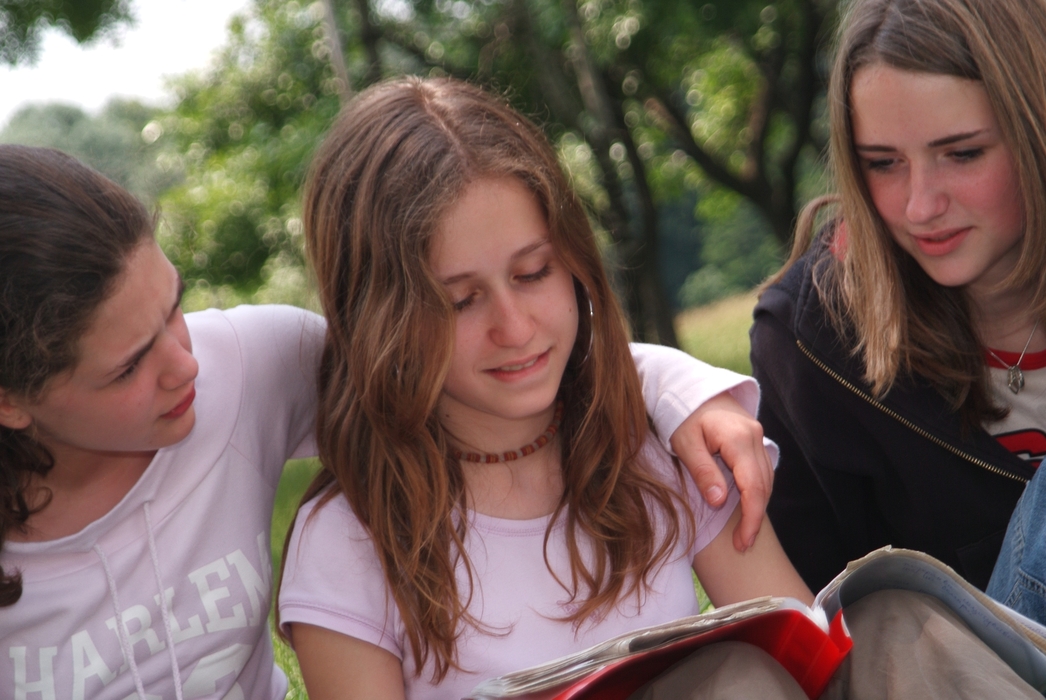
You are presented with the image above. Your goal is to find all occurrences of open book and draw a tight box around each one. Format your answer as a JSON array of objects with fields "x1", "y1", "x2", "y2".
[{"x1": 466, "y1": 547, "x2": 1046, "y2": 700}]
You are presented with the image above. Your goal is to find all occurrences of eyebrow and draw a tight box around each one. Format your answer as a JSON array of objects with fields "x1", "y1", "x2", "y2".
[
  {"x1": 855, "y1": 129, "x2": 988, "y2": 152},
  {"x1": 440, "y1": 240, "x2": 550, "y2": 285},
  {"x1": 111, "y1": 274, "x2": 186, "y2": 375}
]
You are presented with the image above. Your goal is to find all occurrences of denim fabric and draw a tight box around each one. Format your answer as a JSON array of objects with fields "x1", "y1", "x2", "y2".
[{"x1": 987, "y1": 468, "x2": 1046, "y2": 624}]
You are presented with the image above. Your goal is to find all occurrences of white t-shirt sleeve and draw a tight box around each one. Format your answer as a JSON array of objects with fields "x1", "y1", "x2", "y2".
[
  {"x1": 642, "y1": 440, "x2": 741, "y2": 557},
  {"x1": 279, "y1": 494, "x2": 404, "y2": 660},
  {"x1": 629, "y1": 342, "x2": 777, "y2": 464},
  {"x1": 224, "y1": 304, "x2": 326, "y2": 462}
]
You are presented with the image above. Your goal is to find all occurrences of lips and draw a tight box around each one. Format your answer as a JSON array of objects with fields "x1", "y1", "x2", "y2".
[
  {"x1": 162, "y1": 386, "x2": 196, "y2": 419},
  {"x1": 912, "y1": 227, "x2": 966, "y2": 254},
  {"x1": 495, "y1": 355, "x2": 542, "y2": 372},
  {"x1": 910, "y1": 227, "x2": 970, "y2": 256},
  {"x1": 486, "y1": 350, "x2": 550, "y2": 380}
]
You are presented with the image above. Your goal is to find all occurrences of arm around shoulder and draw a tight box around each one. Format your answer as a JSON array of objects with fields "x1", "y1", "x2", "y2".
[{"x1": 630, "y1": 342, "x2": 776, "y2": 552}]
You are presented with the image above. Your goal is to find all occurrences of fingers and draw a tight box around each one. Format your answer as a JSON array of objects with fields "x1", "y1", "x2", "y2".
[
  {"x1": 674, "y1": 422, "x2": 729, "y2": 507},
  {"x1": 670, "y1": 393, "x2": 774, "y2": 553},
  {"x1": 730, "y1": 445, "x2": 772, "y2": 552}
]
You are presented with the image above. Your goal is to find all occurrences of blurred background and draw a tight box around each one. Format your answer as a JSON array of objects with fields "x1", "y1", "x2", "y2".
[
  {"x1": 1, "y1": 1, "x2": 840, "y2": 693},
  {"x1": 0, "y1": 0, "x2": 839, "y2": 364}
]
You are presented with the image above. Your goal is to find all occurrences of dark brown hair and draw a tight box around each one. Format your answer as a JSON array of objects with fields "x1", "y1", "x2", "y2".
[
  {"x1": 280, "y1": 77, "x2": 687, "y2": 680},
  {"x1": 0, "y1": 145, "x2": 153, "y2": 605}
]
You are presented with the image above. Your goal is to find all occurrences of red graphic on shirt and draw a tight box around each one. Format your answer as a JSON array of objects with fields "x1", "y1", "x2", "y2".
[{"x1": 995, "y1": 430, "x2": 1046, "y2": 469}]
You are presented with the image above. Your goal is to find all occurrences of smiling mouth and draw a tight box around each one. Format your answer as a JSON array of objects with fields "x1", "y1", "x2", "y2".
[
  {"x1": 914, "y1": 228, "x2": 966, "y2": 242},
  {"x1": 495, "y1": 355, "x2": 543, "y2": 372}
]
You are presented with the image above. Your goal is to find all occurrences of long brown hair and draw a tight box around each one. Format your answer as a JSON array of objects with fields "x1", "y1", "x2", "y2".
[
  {"x1": 281, "y1": 77, "x2": 687, "y2": 680},
  {"x1": 773, "y1": 0, "x2": 1046, "y2": 424},
  {"x1": 0, "y1": 145, "x2": 153, "y2": 606}
]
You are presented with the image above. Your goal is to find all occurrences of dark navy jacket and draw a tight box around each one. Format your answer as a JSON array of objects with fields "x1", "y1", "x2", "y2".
[{"x1": 752, "y1": 245, "x2": 1033, "y2": 592}]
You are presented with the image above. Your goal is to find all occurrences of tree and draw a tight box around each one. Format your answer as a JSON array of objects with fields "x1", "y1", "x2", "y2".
[
  {"x1": 0, "y1": 0, "x2": 133, "y2": 65},
  {"x1": 316, "y1": 0, "x2": 837, "y2": 344},
  {"x1": 158, "y1": 0, "x2": 837, "y2": 342},
  {"x1": 0, "y1": 99, "x2": 181, "y2": 203},
  {"x1": 156, "y1": 1, "x2": 341, "y2": 311}
]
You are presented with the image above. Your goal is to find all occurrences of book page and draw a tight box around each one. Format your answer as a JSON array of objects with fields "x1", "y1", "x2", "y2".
[
  {"x1": 468, "y1": 597, "x2": 810, "y2": 697},
  {"x1": 814, "y1": 547, "x2": 1046, "y2": 690}
]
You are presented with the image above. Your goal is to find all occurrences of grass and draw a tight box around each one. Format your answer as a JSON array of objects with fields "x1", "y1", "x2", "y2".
[
  {"x1": 270, "y1": 458, "x2": 321, "y2": 700},
  {"x1": 267, "y1": 291, "x2": 759, "y2": 697},
  {"x1": 675, "y1": 291, "x2": 759, "y2": 376}
]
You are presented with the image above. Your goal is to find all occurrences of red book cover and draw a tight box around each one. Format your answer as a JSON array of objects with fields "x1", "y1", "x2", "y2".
[
  {"x1": 544, "y1": 609, "x2": 850, "y2": 700},
  {"x1": 468, "y1": 549, "x2": 1046, "y2": 700}
]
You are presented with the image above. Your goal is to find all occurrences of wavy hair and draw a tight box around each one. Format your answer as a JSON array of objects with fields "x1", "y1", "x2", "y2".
[
  {"x1": 0, "y1": 145, "x2": 152, "y2": 606},
  {"x1": 280, "y1": 77, "x2": 687, "y2": 680},
  {"x1": 773, "y1": 0, "x2": 1046, "y2": 424}
]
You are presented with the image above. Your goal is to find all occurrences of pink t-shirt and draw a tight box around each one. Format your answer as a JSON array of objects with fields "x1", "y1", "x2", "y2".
[{"x1": 279, "y1": 438, "x2": 740, "y2": 700}]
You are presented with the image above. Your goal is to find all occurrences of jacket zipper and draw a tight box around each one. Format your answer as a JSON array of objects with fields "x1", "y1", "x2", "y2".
[{"x1": 796, "y1": 339, "x2": 1027, "y2": 484}]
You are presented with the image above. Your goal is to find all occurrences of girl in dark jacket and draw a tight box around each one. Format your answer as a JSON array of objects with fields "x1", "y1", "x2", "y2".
[{"x1": 753, "y1": 0, "x2": 1046, "y2": 593}]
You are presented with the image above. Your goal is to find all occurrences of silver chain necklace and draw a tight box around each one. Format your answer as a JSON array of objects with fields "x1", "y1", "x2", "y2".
[{"x1": 986, "y1": 319, "x2": 1041, "y2": 395}]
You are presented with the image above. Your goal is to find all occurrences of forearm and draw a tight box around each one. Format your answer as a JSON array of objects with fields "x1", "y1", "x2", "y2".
[{"x1": 693, "y1": 505, "x2": 814, "y2": 607}]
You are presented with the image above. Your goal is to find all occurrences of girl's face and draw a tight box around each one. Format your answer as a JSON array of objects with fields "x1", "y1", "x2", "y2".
[
  {"x1": 0, "y1": 240, "x2": 199, "y2": 463},
  {"x1": 850, "y1": 65, "x2": 1024, "y2": 301},
  {"x1": 430, "y1": 177, "x2": 578, "y2": 438}
]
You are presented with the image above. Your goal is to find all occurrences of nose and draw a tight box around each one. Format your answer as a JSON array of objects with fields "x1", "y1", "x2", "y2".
[
  {"x1": 488, "y1": 289, "x2": 535, "y2": 347},
  {"x1": 905, "y1": 161, "x2": 947, "y2": 224},
  {"x1": 158, "y1": 333, "x2": 199, "y2": 391}
]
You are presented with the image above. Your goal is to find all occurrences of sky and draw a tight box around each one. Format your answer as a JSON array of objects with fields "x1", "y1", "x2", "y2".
[{"x1": 0, "y1": 0, "x2": 254, "y2": 129}]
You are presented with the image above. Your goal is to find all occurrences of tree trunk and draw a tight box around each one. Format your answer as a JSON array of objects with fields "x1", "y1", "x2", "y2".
[
  {"x1": 560, "y1": 0, "x2": 678, "y2": 346},
  {"x1": 321, "y1": 0, "x2": 352, "y2": 101}
]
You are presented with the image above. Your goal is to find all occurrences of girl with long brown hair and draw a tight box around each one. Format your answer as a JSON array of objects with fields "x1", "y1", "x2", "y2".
[
  {"x1": 752, "y1": 0, "x2": 1046, "y2": 594},
  {"x1": 276, "y1": 76, "x2": 817, "y2": 699}
]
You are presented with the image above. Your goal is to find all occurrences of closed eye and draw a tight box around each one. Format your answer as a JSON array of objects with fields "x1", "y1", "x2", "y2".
[
  {"x1": 115, "y1": 355, "x2": 144, "y2": 382},
  {"x1": 863, "y1": 157, "x2": 896, "y2": 172},
  {"x1": 453, "y1": 294, "x2": 476, "y2": 312},
  {"x1": 950, "y1": 147, "x2": 984, "y2": 162},
  {"x1": 518, "y1": 264, "x2": 552, "y2": 283}
]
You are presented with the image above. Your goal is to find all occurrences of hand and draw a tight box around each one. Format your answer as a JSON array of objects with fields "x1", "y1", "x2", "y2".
[{"x1": 670, "y1": 392, "x2": 773, "y2": 552}]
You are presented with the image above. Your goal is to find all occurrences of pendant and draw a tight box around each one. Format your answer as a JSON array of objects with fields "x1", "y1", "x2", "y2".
[{"x1": 1008, "y1": 365, "x2": 1025, "y2": 395}]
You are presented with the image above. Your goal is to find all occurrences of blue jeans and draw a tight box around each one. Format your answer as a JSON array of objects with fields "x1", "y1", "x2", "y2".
[{"x1": 988, "y1": 466, "x2": 1046, "y2": 624}]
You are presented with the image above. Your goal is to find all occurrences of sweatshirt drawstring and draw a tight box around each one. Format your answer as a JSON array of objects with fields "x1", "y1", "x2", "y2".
[
  {"x1": 93, "y1": 502, "x2": 185, "y2": 700},
  {"x1": 144, "y1": 502, "x2": 185, "y2": 700},
  {"x1": 94, "y1": 544, "x2": 149, "y2": 700}
]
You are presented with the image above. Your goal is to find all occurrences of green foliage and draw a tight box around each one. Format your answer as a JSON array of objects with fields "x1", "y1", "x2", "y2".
[
  {"x1": 132, "y1": 0, "x2": 831, "y2": 333},
  {"x1": 679, "y1": 199, "x2": 783, "y2": 308},
  {"x1": 0, "y1": 0, "x2": 133, "y2": 65},
  {"x1": 0, "y1": 100, "x2": 182, "y2": 204},
  {"x1": 157, "y1": 0, "x2": 340, "y2": 309}
]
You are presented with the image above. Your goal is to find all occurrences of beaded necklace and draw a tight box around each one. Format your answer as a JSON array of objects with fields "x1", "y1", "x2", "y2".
[{"x1": 451, "y1": 401, "x2": 564, "y2": 463}]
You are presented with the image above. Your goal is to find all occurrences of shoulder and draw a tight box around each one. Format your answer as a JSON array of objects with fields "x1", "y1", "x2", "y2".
[
  {"x1": 639, "y1": 436, "x2": 740, "y2": 553},
  {"x1": 279, "y1": 491, "x2": 400, "y2": 653},
  {"x1": 755, "y1": 242, "x2": 829, "y2": 326},
  {"x1": 280, "y1": 489, "x2": 387, "y2": 602},
  {"x1": 189, "y1": 304, "x2": 325, "y2": 348},
  {"x1": 188, "y1": 304, "x2": 325, "y2": 389}
]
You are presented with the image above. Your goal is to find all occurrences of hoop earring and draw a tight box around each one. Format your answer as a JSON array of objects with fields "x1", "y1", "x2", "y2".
[{"x1": 579, "y1": 288, "x2": 594, "y2": 366}]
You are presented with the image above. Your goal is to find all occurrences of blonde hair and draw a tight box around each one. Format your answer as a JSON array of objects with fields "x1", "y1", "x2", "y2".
[
  {"x1": 775, "y1": 0, "x2": 1046, "y2": 423},
  {"x1": 279, "y1": 77, "x2": 688, "y2": 680}
]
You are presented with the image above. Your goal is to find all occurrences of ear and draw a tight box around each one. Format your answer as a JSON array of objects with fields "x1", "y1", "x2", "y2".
[{"x1": 0, "y1": 388, "x2": 32, "y2": 431}]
